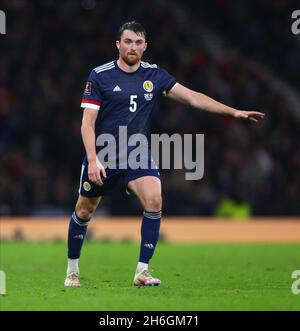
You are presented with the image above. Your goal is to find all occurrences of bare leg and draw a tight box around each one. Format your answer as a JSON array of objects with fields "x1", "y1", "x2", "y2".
[
  {"x1": 75, "y1": 195, "x2": 102, "y2": 219},
  {"x1": 128, "y1": 176, "x2": 162, "y2": 211}
]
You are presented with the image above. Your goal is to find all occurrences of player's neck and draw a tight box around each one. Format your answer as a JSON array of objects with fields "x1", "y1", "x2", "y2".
[{"x1": 117, "y1": 58, "x2": 140, "y2": 73}]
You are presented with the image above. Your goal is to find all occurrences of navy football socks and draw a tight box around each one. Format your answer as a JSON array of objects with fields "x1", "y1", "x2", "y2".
[
  {"x1": 67, "y1": 211, "x2": 89, "y2": 259},
  {"x1": 139, "y1": 210, "x2": 162, "y2": 264}
]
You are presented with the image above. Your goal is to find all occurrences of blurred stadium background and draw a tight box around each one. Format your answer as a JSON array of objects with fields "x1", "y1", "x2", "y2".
[{"x1": 1, "y1": 0, "x2": 300, "y2": 242}]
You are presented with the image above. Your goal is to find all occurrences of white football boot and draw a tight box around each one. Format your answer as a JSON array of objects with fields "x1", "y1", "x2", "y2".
[
  {"x1": 134, "y1": 269, "x2": 161, "y2": 286},
  {"x1": 64, "y1": 272, "x2": 81, "y2": 287}
]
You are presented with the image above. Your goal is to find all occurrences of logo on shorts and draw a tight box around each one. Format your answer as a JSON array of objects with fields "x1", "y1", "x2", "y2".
[
  {"x1": 143, "y1": 80, "x2": 153, "y2": 92},
  {"x1": 83, "y1": 181, "x2": 91, "y2": 191}
]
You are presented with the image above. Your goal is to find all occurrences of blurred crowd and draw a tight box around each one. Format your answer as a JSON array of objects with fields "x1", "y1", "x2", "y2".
[
  {"x1": 1, "y1": 0, "x2": 299, "y2": 216},
  {"x1": 187, "y1": 0, "x2": 300, "y2": 90}
]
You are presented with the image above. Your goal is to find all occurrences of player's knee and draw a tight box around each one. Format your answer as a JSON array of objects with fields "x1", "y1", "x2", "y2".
[
  {"x1": 75, "y1": 203, "x2": 96, "y2": 221},
  {"x1": 144, "y1": 194, "x2": 162, "y2": 212}
]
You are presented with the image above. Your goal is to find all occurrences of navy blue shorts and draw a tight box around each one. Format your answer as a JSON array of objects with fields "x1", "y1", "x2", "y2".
[{"x1": 78, "y1": 156, "x2": 160, "y2": 197}]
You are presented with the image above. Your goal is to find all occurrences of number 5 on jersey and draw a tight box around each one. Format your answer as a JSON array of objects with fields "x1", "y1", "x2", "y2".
[{"x1": 129, "y1": 95, "x2": 138, "y2": 112}]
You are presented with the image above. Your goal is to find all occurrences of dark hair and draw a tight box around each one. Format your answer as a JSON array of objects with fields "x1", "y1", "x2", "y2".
[{"x1": 117, "y1": 21, "x2": 146, "y2": 41}]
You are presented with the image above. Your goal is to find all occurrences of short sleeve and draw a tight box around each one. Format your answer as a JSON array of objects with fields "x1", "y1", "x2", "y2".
[
  {"x1": 80, "y1": 70, "x2": 103, "y2": 110},
  {"x1": 158, "y1": 67, "x2": 176, "y2": 96}
]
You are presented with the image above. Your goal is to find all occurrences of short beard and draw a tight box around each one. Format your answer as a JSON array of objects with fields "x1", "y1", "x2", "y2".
[{"x1": 122, "y1": 54, "x2": 140, "y2": 66}]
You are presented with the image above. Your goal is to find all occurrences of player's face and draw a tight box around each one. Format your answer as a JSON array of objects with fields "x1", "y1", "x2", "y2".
[{"x1": 116, "y1": 29, "x2": 147, "y2": 66}]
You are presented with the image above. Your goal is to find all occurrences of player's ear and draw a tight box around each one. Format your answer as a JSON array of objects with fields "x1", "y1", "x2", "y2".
[
  {"x1": 116, "y1": 40, "x2": 120, "y2": 50},
  {"x1": 143, "y1": 42, "x2": 148, "y2": 52}
]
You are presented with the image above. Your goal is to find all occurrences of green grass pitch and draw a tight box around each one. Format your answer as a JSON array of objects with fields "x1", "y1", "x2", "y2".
[{"x1": 1, "y1": 241, "x2": 299, "y2": 311}]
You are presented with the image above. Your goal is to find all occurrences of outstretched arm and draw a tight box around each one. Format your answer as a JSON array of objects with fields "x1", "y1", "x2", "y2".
[{"x1": 167, "y1": 83, "x2": 265, "y2": 122}]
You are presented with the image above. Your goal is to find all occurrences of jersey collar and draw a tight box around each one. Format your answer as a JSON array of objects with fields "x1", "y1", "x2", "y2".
[{"x1": 114, "y1": 60, "x2": 142, "y2": 75}]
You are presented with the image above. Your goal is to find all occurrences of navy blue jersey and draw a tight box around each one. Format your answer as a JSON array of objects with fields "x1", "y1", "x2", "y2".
[{"x1": 81, "y1": 60, "x2": 176, "y2": 142}]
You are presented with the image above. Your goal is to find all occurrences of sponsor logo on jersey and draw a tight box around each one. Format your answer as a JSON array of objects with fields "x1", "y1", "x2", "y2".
[
  {"x1": 113, "y1": 85, "x2": 122, "y2": 92},
  {"x1": 143, "y1": 80, "x2": 153, "y2": 92},
  {"x1": 84, "y1": 82, "x2": 92, "y2": 95},
  {"x1": 144, "y1": 93, "x2": 153, "y2": 101},
  {"x1": 83, "y1": 181, "x2": 91, "y2": 191}
]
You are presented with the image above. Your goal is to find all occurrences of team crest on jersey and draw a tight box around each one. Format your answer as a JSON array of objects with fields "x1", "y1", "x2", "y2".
[
  {"x1": 84, "y1": 82, "x2": 92, "y2": 95},
  {"x1": 143, "y1": 80, "x2": 153, "y2": 92}
]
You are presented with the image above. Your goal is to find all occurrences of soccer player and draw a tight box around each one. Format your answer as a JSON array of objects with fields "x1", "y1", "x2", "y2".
[{"x1": 65, "y1": 21, "x2": 264, "y2": 287}]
